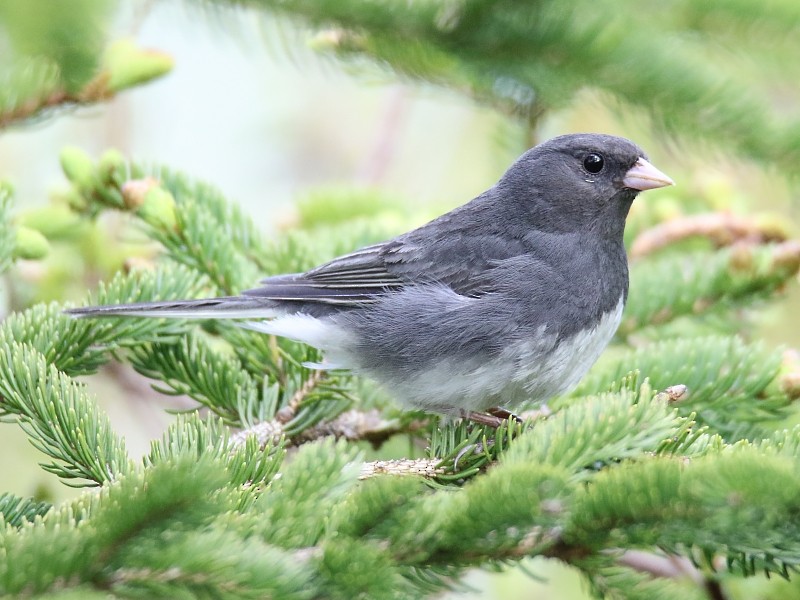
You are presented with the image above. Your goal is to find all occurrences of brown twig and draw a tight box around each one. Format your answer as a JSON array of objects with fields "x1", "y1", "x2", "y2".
[
  {"x1": 229, "y1": 371, "x2": 329, "y2": 448},
  {"x1": 630, "y1": 213, "x2": 787, "y2": 260},
  {"x1": 780, "y1": 349, "x2": 800, "y2": 400},
  {"x1": 618, "y1": 550, "x2": 704, "y2": 585},
  {"x1": 0, "y1": 74, "x2": 113, "y2": 129},
  {"x1": 230, "y1": 407, "x2": 427, "y2": 450},
  {"x1": 275, "y1": 370, "x2": 326, "y2": 424}
]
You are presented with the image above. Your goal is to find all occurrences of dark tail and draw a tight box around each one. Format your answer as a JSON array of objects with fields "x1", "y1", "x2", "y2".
[{"x1": 65, "y1": 296, "x2": 278, "y2": 320}]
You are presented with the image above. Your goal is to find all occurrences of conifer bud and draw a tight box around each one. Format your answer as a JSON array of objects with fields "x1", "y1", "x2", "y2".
[
  {"x1": 13, "y1": 226, "x2": 49, "y2": 259},
  {"x1": 104, "y1": 39, "x2": 174, "y2": 92},
  {"x1": 123, "y1": 178, "x2": 177, "y2": 229},
  {"x1": 59, "y1": 147, "x2": 95, "y2": 187},
  {"x1": 139, "y1": 186, "x2": 177, "y2": 230}
]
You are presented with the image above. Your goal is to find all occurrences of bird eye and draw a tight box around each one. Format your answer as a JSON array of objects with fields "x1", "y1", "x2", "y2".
[{"x1": 583, "y1": 153, "x2": 604, "y2": 174}]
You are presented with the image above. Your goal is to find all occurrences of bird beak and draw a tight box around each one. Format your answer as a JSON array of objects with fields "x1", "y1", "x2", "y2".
[{"x1": 623, "y1": 158, "x2": 674, "y2": 191}]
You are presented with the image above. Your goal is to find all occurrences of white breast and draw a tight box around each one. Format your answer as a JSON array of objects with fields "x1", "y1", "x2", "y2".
[{"x1": 387, "y1": 297, "x2": 625, "y2": 413}]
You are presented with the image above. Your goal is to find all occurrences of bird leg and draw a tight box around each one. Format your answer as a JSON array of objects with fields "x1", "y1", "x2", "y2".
[
  {"x1": 461, "y1": 407, "x2": 522, "y2": 428},
  {"x1": 462, "y1": 410, "x2": 505, "y2": 428}
]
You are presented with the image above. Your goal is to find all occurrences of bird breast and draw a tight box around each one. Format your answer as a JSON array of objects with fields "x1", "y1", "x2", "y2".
[{"x1": 384, "y1": 295, "x2": 625, "y2": 413}]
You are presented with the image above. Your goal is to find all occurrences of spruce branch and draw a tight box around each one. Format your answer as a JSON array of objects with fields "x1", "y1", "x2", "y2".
[
  {"x1": 0, "y1": 457, "x2": 233, "y2": 596},
  {"x1": 126, "y1": 334, "x2": 265, "y2": 426},
  {"x1": 0, "y1": 342, "x2": 133, "y2": 486},
  {"x1": 115, "y1": 172, "x2": 264, "y2": 293},
  {"x1": 106, "y1": 527, "x2": 314, "y2": 599},
  {"x1": 248, "y1": 438, "x2": 363, "y2": 549},
  {"x1": 621, "y1": 242, "x2": 800, "y2": 338},
  {"x1": 231, "y1": 407, "x2": 421, "y2": 449},
  {"x1": 145, "y1": 414, "x2": 285, "y2": 488},
  {"x1": 0, "y1": 494, "x2": 51, "y2": 528},
  {"x1": 62, "y1": 152, "x2": 265, "y2": 293},
  {"x1": 0, "y1": 264, "x2": 215, "y2": 487},
  {"x1": 574, "y1": 336, "x2": 792, "y2": 439},
  {"x1": 1, "y1": 266, "x2": 203, "y2": 380},
  {"x1": 203, "y1": 0, "x2": 800, "y2": 170},
  {"x1": 0, "y1": 40, "x2": 172, "y2": 130},
  {"x1": 504, "y1": 385, "x2": 683, "y2": 478},
  {"x1": 62, "y1": 151, "x2": 363, "y2": 437},
  {"x1": 630, "y1": 213, "x2": 789, "y2": 260},
  {"x1": 569, "y1": 447, "x2": 800, "y2": 579}
]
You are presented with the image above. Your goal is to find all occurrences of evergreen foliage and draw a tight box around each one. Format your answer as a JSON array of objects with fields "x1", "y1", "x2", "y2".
[
  {"x1": 203, "y1": 0, "x2": 800, "y2": 169},
  {"x1": 2, "y1": 2, "x2": 800, "y2": 599},
  {"x1": 0, "y1": 2, "x2": 171, "y2": 129}
]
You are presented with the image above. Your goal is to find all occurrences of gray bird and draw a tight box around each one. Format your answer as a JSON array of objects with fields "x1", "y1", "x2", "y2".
[{"x1": 68, "y1": 133, "x2": 673, "y2": 424}]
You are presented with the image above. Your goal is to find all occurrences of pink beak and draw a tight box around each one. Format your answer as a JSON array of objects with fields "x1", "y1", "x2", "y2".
[{"x1": 623, "y1": 158, "x2": 674, "y2": 191}]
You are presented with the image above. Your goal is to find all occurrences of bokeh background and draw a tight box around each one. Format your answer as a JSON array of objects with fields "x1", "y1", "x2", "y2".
[{"x1": 2, "y1": 1, "x2": 800, "y2": 598}]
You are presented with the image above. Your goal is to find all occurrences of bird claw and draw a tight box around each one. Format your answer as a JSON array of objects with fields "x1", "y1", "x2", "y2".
[
  {"x1": 454, "y1": 442, "x2": 483, "y2": 470},
  {"x1": 487, "y1": 406, "x2": 524, "y2": 423}
]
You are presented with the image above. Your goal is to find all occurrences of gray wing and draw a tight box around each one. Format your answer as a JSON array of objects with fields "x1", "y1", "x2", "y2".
[
  {"x1": 241, "y1": 242, "x2": 405, "y2": 307},
  {"x1": 241, "y1": 224, "x2": 529, "y2": 309}
]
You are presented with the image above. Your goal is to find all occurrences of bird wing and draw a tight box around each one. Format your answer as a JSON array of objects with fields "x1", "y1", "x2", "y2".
[
  {"x1": 241, "y1": 221, "x2": 527, "y2": 308},
  {"x1": 241, "y1": 241, "x2": 406, "y2": 306}
]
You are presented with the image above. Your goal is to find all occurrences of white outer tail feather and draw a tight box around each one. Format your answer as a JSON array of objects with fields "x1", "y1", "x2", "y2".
[{"x1": 67, "y1": 298, "x2": 354, "y2": 370}]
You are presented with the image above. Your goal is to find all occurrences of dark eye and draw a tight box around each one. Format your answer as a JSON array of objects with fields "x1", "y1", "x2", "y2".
[{"x1": 583, "y1": 153, "x2": 604, "y2": 174}]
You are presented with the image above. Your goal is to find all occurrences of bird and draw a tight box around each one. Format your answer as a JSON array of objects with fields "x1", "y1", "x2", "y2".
[{"x1": 67, "y1": 133, "x2": 673, "y2": 425}]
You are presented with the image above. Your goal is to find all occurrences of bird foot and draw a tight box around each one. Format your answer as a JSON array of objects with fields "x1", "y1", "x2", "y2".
[
  {"x1": 454, "y1": 441, "x2": 490, "y2": 469},
  {"x1": 487, "y1": 406, "x2": 524, "y2": 423}
]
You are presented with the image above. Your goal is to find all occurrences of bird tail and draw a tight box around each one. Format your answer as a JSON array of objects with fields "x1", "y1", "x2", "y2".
[{"x1": 65, "y1": 296, "x2": 278, "y2": 320}]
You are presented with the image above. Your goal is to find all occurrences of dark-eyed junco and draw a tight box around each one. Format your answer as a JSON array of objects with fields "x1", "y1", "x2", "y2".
[{"x1": 68, "y1": 133, "x2": 673, "y2": 423}]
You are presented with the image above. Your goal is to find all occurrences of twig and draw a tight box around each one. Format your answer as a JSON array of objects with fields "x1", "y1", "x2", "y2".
[
  {"x1": 359, "y1": 457, "x2": 443, "y2": 479},
  {"x1": 618, "y1": 550, "x2": 730, "y2": 600},
  {"x1": 230, "y1": 372, "x2": 329, "y2": 448},
  {"x1": 618, "y1": 550, "x2": 704, "y2": 584},
  {"x1": 230, "y1": 408, "x2": 427, "y2": 449},
  {"x1": 230, "y1": 418, "x2": 284, "y2": 449},
  {"x1": 0, "y1": 77, "x2": 113, "y2": 129},
  {"x1": 780, "y1": 349, "x2": 800, "y2": 400},
  {"x1": 275, "y1": 370, "x2": 326, "y2": 424},
  {"x1": 630, "y1": 213, "x2": 786, "y2": 260}
]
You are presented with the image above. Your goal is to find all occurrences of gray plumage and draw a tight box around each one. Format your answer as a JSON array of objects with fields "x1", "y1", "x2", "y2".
[{"x1": 67, "y1": 133, "x2": 673, "y2": 415}]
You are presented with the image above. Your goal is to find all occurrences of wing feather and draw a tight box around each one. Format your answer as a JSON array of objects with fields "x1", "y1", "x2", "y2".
[
  {"x1": 241, "y1": 197, "x2": 531, "y2": 309},
  {"x1": 241, "y1": 241, "x2": 404, "y2": 306}
]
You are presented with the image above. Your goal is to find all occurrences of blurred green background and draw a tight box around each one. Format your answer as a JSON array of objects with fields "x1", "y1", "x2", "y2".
[{"x1": 2, "y1": 1, "x2": 800, "y2": 598}]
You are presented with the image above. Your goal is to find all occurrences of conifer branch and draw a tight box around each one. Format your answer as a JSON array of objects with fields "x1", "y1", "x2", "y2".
[
  {"x1": 231, "y1": 407, "x2": 425, "y2": 449},
  {"x1": 278, "y1": 369, "x2": 326, "y2": 422},
  {"x1": 359, "y1": 458, "x2": 444, "y2": 479},
  {"x1": 3, "y1": 4, "x2": 800, "y2": 597},
  {"x1": 630, "y1": 213, "x2": 788, "y2": 260},
  {"x1": 0, "y1": 493, "x2": 52, "y2": 528},
  {"x1": 0, "y1": 41, "x2": 172, "y2": 130},
  {"x1": 0, "y1": 343, "x2": 133, "y2": 486},
  {"x1": 62, "y1": 151, "x2": 361, "y2": 438},
  {"x1": 622, "y1": 242, "x2": 800, "y2": 338},
  {"x1": 204, "y1": 0, "x2": 800, "y2": 170},
  {"x1": 574, "y1": 337, "x2": 791, "y2": 440},
  {"x1": 780, "y1": 349, "x2": 800, "y2": 401}
]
